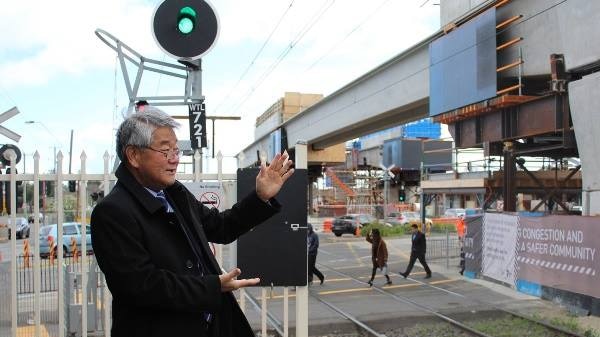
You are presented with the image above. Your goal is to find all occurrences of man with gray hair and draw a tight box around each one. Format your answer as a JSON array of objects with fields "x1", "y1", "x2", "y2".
[{"x1": 91, "y1": 106, "x2": 294, "y2": 337}]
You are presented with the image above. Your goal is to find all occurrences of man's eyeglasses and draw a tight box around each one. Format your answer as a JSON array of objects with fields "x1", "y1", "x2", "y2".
[{"x1": 145, "y1": 147, "x2": 183, "y2": 160}]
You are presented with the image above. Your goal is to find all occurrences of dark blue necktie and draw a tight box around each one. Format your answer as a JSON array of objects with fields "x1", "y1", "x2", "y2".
[{"x1": 156, "y1": 191, "x2": 170, "y2": 212}]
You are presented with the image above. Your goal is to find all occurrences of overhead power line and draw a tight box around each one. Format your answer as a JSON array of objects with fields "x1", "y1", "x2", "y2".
[
  {"x1": 305, "y1": 0, "x2": 394, "y2": 72},
  {"x1": 214, "y1": 0, "x2": 296, "y2": 114},
  {"x1": 228, "y1": 0, "x2": 336, "y2": 119}
]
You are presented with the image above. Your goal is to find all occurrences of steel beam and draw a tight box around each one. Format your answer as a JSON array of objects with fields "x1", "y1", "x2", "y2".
[{"x1": 502, "y1": 142, "x2": 516, "y2": 212}]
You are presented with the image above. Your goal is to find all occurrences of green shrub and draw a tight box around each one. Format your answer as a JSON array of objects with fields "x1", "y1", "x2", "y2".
[
  {"x1": 430, "y1": 223, "x2": 457, "y2": 233},
  {"x1": 361, "y1": 223, "x2": 406, "y2": 237}
]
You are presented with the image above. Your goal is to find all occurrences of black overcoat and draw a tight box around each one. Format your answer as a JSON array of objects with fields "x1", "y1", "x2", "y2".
[
  {"x1": 91, "y1": 164, "x2": 280, "y2": 337},
  {"x1": 411, "y1": 231, "x2": 427, "y2": 256}
]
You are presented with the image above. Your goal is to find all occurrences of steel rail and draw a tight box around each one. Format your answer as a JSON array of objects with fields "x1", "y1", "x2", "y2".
[
  {"x1": 308, "y1": 289, "x2": 387, "y2": 337},
  {"x1": 243, "y1": 291, "x2": 285, "y2": 337},
  {"x1": 317, "y1": 262, "x2": 496, "y2": 337}
]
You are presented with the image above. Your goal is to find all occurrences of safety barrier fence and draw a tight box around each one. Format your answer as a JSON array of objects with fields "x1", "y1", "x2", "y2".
[
  {"x1": 15, "y1": 255, "x2": 98, "y2": 294},
  {"x1": 0, "y1": 256, "x2": 106, "y2": 337},
  {"x1": 427, "y1": 236, "x2": 461, "y2": 260}
]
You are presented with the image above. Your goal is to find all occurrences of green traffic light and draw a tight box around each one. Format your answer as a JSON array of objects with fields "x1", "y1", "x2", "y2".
[{"x1": 177, "y1": 6, "x2": 197, "y2": 35}]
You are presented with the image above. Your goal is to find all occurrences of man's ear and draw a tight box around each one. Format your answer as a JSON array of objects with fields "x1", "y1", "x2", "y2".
[{"x1": 125, "y1": 146, "x2": 141, "y2": 168}]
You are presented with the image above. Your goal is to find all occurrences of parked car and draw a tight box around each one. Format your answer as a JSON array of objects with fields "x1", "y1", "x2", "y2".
[
  {"x1": 465, "y1": 208, "x2": 483, "y2": 216},
  {"x1": 38, "y1": 223, "x2": 92, "y2": 258},
  {"x1": 385, "y1": 211, "x2": 432, "y2": 228},
  {"x1": 444, "y1": 208, "x2": 466, "y2": 218},
  {"x1": 571, "y1": 205, "x2": 583, "y2": 212},
  {"x1": 7, "y1": 217, "x2": 30, "y2": 240},
  {"x1": 332, "y1": 214, "x2": 374, "y2": 237},
  {"x1": 401, "y1": 211, "x2": 433, "y2": 227},
  {"x1": 384, "y1": 212, "x2": 408, "y2": 226}
]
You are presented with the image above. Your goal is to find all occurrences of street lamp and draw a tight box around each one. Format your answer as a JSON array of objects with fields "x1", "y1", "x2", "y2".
[
  {"x1": 24, "y1": 120, "x2": 61, "y2": 173},
  {"x1": 24, "y1": 121, "x2": 64, "y2": 221}
]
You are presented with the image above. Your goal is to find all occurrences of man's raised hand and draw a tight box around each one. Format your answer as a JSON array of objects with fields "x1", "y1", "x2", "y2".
[{"x1": 256, "y1": 152, "x2": 295, "y2": 202}]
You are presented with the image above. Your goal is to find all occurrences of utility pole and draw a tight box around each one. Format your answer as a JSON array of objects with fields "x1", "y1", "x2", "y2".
[
  {"x1": 69, "y1": 130, "x2": 73, "y2": 175},
  {"x1": 22, "y1": 154, "x2": 26, "y2": 216},
  {"x1": 70, "y1": 130, "x2": 79, "y2": 222},
  {"x1": 383, "y1": 170, "x2": 390, "y2": 218}
]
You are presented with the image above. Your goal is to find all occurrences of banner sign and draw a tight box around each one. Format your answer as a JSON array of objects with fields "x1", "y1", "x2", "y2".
[
  {"x1": 482, "y1": 213, "x2": 519, "y2": 285},
  {"x1": 516, "y1": 215, "x2": 600, "y2": 298}
]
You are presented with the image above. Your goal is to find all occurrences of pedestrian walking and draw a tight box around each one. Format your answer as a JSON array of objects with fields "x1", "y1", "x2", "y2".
[
  {"x1": 459, "y1": 217, "x2": 468, "y2": 275},
  {"x1": 399, "y1": 224, "x2": 432, "y2": 279},
  {"x1": 366, "y1": 228, "x2": 392, "y2": 287},
  {"x1": 307, "y1": 223, "x2": 325, "y2": 285},
  {"x1": 459, "y1": 244, "x2": 466, "y2": 275},
  {"x1": 456, "y1": 215, "x2": 466, "y2": 241}
]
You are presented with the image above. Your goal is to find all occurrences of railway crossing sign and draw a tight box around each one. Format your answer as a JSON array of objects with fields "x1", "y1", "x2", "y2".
[{"x1": 0, "y1": 107, "x2": 21, "y2": 142}]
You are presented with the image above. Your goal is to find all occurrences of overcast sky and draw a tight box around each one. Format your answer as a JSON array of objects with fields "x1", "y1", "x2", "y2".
[{"x1": 0, "y1": 0, "x2": 440, "y2": 173}]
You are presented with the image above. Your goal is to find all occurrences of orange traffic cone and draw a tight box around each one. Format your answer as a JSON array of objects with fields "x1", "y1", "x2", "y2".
[
  {"x1": 23, "y1": 239, "x2": 31, "y2": 269},
  {"x1": 355, "y1": 226, "x2": 361, "y2": 236},
  {"x1": 71, "y1": 237, "x2": 79, "y2": 263},
  {"x1": 48, "y1": 236, "x2": 56, "y2": 265},
  {"x1": 323, "y1": 219, "x2": 332, "y2": 233}
]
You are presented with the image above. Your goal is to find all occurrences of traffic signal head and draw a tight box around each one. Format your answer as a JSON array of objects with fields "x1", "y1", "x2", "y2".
[
  {"x1": 152, "y1": 0, "x2": 219, "y2": 60},
  {"x1": 399, "y1": 190, "x2": 406, "y2": 202},
  {"x1": 177, "y1": 7, "x2": 197, "y2": 34}
]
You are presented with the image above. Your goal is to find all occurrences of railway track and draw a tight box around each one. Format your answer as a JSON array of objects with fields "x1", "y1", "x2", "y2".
[{"x1": 315, "y1": 261, "x2": 584, "y2": 337}]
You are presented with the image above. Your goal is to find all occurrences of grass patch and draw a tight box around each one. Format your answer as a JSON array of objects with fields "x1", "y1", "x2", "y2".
[
  {"x1": 530, "y1": 312, "x2": 600, "y2": 337},
  {"x1": 548, "y1": 315, "x2": 580, "y2": 332},
  {"x1": 468, "y1": 315, "x2": 566, "y2": 337},
  {"x1": 585, "y1": 330, "x2": 600, "y2": 337},
  {"x1": 430, "y1": 223, "x2": 457, "y2": 233},
  {"x1": 401, "y1": 322, "x2": 471, "y2": 337}
]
